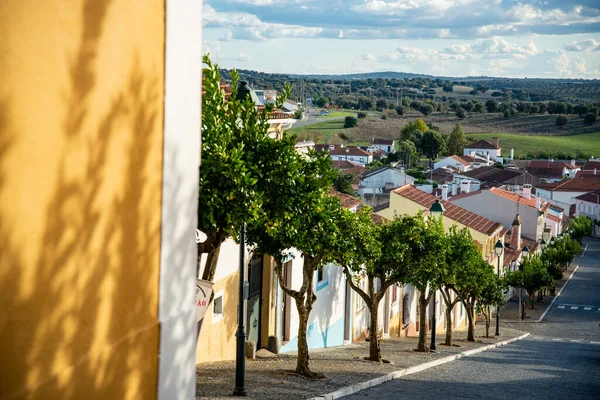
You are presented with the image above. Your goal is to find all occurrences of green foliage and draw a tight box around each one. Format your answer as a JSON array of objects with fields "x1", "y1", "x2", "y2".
[
  {"x1": 293, "y1": 109, "x2": 303, "y2": 119},
  {"x1": 420, "y1": 129, "x2": 446, "y2": 161},
  {"x1": 333, "y1": 171, "x2": 355, "y2": 195},
  {"x1": 395, "y1": 105, "x2": 405, "y2": 116},
  {"x1": 569, "y1": 215, "x2": 593, "y2": 242},
  {"x1": 443, "y1": 85, "x2": 454, "y2": 92},
  {"x1": 420, "y1": 103, "x2": 435, "y2": 116},
  {"x1": 456, "y1": 108, "x2": 466, "y2": 119},
  {"x1": 397, "y1": 140, "x2": 419, "y2": 168},
  {"x1": 198, "y1": 55, "x2": 292, "y2": 280},
  {"x1": 505, "y1": 255, "x2": 554, "y2": 298},
  {"x1": 357, "y1": 111, "x2": 367, "y2": 119},
  {"x1": 492, "y1": 161, "x2": 504, "y2": 169},
  {"x1": 584, "y1": 113, "x2": 597, "y2": 125},
  {"x1": 441, "y1": 227, "x2": 481, "y2": 291},
  {"x1": 446, "y1": 123, "x2": 466, "y2": 156},
  {"x1": 400, "y1": 119, "x2": 428, "y2": 141},
  {"x1": 556, "y1": 115, "x2": 568, "y2": 127},
  {"x1": 344, "y1": 116, "x2": 358, "y2": 128}
]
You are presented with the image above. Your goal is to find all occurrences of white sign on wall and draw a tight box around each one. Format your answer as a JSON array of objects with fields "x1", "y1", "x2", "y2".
[{"x1": 196, "y1": 279, "x2": 214, "y2": 322}]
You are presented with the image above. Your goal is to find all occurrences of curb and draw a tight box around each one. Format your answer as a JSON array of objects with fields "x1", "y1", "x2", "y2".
[
  {"x1": 503, "y1": 264, "x2": 580, "y2": 323},
  {"x1": 307, "y1": 333, "x2": 530, "y2": 400},
  {"x1": 582, "y1": 243, "x2": 589, "y2": 257}
]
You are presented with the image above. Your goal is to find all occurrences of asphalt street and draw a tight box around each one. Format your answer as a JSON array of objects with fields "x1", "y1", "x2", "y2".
[{"x1": 347, "y1": 238, "x2": 600, "y2": 399}]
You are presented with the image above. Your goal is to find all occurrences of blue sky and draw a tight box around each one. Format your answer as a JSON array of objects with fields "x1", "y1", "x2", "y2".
[{"x1": 204, "y1": 0, "x2": 600, "y2": 78}]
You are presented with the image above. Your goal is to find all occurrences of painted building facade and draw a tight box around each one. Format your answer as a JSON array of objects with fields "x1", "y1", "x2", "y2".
[{"x1": 0, "y1": 1, "x2": 201, "y2": 399}]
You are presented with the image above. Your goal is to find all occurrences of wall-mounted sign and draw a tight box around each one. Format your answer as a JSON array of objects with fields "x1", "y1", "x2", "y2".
[{"x1": 196, "y1": 279, "x2": 214, "y2": 322}]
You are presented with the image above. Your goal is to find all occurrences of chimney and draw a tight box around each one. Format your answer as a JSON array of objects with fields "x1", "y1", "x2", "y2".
[
  {"x1": 523, "y1": 184, "x2": 532, "y2": 200},
  {"x1": 346, "y1": 148, "x2": 349, "y2": 153},
  {"x1": 451, "y1": 183, "x2": 458, "y2": 196},
  {"x1": 460, "y1": 179, "x2": 471, "y2": 194},
  {"x1": 594, "y1": 168, "x2": 597, "y2": 175},
  {"x1": 491, "y1": 137, "x2": 499, "y2": 148},
  {"x1": 442, "y1": 184, "x2": 449, "y2": 201},
  {"x1": 571, "y1": 159, "x2": 575, "y2": 167},
  {"x1": 535, "y1": 197, "x2": 542, "y2": 211},
  {"x1": 487, "y1": 154, "x2": 490, "y2": 163},
  {"x1": 510, "y1": 214, "x2": 522, "y2": 249},
  {"x1": 510, "y1": 148, "x2": 514, "y2": 160}
]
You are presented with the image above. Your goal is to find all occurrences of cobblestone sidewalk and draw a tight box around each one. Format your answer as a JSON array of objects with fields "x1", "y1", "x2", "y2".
[{"x1": 196, "y1": 326, "x2": 526, "y2": 400}]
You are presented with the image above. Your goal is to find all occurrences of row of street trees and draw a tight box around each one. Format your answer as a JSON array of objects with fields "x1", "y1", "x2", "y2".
[{"x1": 200, "y1": 56, "x2": 505, "y2": 378}]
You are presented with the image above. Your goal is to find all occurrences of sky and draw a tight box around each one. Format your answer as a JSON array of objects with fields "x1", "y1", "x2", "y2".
[{"x1": 203, "y1": 0, "x2": 600, "y2": 79}]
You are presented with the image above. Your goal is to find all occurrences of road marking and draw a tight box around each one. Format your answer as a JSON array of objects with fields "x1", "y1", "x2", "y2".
[
  {"x1": 557, "y1": 306, "x2": 565, "y2": 309},
  {"x1": 552, "y1": 338, "x2": 563, "y2": 341},
  {"x1": 584, "y1": 307, "x2": 592, "y2": 310},
  {"x1": 591, "y1": 342, "x2": 600, "y2": 345},
  {"x1": 571, "y1": 306, "x2": 578, "y2": 310},
  {"x1": 570, "y1": 339, "x2": 583, "y2": 343}
]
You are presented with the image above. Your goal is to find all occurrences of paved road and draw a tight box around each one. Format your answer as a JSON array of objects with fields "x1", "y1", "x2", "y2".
[{"x1": 347, "y1": 238, "x2": 600, "y2": 399}]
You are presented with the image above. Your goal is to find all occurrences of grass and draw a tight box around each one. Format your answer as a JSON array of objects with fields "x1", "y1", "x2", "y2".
[
  {"x1": 465, "y1": 132, "x2": 600, "y2": 158},
  {"x1": 316, "y1": 111, "x2": 356, "y2": 119},
  {"x1": 289, "y1": 119, "x2": 346, "y2": 143}
]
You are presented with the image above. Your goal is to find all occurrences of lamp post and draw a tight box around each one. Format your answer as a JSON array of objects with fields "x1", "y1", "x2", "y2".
[
  {"x1": 233, "y1": 81, "x2": 254, "y2": 397},
  {"x1": 429, "y1": 199, "x2": 445, "y2": 351},
  {"x1": 494, "y1": 240, "x2": 504, "y2": 336},
  {"x1": 519, "y1": 246, "x2": 529, "y2": 320}
]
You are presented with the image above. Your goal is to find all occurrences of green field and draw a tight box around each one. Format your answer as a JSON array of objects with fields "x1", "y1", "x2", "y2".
[
  {"x1": 466, "y1": 132, "x2": 600, "y2": 158},
  {"x1": 289, "y1": 119, "x2": 345, "y2": 143},
  {"x1": 316, "y1": 111, "x2": 356, "y2": 119}
]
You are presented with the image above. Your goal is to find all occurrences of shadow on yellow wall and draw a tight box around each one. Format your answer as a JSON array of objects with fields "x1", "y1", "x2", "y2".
[{"x1": 0, "y1": 1, "x2": 166, "y2": 398}]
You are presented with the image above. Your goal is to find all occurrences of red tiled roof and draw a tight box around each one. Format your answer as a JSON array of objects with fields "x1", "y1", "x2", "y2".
[
  {"x1": 465, "y1": 139, "x2": 501, "y2": 150},
  {"x1": 331, "y1": 160, "x2": 361, "y2": 170},
  {"x1": 503, "y1": 247, "x2": 521, "y2": 267},
  {"x1": 343, "y1": 165, "x2": 368, "y2": 178},
  {"x1": 529, "y1": 160, "x2": 579, "y2": 170},
  {"x1": 574, "y1": 170, "x2": 600, "y2": 179},
  {"x1": 583, "y1": 161, "x2": 600, "y2": 170},
  {"x1": 536, "y1": 179, "x2": 600, "y2": 192},
  {"x1": 448, "y1": 189, "x2": 483, "y2": 201},
  {"x1": 329, "y1": 189, "x2": 362, "y2": 210},
  {"x1": 461, "y1": 154, "x2": 488, "y2": 163},
  {"x1": 488, "y1": 187, "x2": 543, "y2": 210},
  {"x1": 575, "y1": 190, "x2": 600, "y2": 204},
  {"x1": 330, "y1": 146, "x2": 372, "y2": 157},
  {"x1": 450, "y1": 155, "x2": 470, "y2": 167},
  {"x1": 429, "y1": 168, "x2": 454, "y2": 184},
  {"x1": 546, "y1": 214, "x2": 561, "y2": 223},
  {"x1": 393, "y1": 185, "x2": 503, "y2": 235},
  {"x1": 525, "y1": 167, "x2": 566, "y2": 180}
]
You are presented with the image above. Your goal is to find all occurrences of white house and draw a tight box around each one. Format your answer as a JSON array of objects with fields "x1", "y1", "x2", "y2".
[
  {"x1": 536, "y1": 179, "x2": 600, "y2": 210},
  {"x1": 434, "y1": 155, "x2": 471, "y2": 172},
  {"x1": 358, "y1": 166, "x2": 417, "y2": 196},
  {"x1": 371, "y1": 138, "x2": 396, "y2": 154},
  {"x1": 575, "y1": 190, "x2": 600, "y2": 236},
  {"x1": 463, "y1": 138, "x2": 502, "y2": 161},
  {"x1": 330, "y1": 146, "x2": 373, "y2": 166}
]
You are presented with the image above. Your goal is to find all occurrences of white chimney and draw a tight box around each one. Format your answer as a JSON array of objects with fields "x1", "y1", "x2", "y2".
[
  {"x1": 442, "y1": 184, "x2": 449, "y2": 201},
  {"x1": 594, "y1": 168, "x2": 597, "y2": 175},
  {"x1": 510, "y1": 149, "x2": 514, "y2": 160},
  {"x1": 522, "y1": 184, "x2": 532, "y2": 200},
  {"x1": 535, "y1": 197, "x2": 542, "y2": 211},
  {"x1": 571, "y1": 159, "x2": 576, "y2": 167},
  {"x1": 451, "y1": 183, "x2": 458, "y2": 196},
  {"x1": 487, "y1": 154, "x2": 490, "y2": 163},
  {"x1": 460, "y1": 180, "x2": 471, "y2": 194}
]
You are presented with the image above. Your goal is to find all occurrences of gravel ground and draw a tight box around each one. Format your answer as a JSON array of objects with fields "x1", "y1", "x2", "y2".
[{"x1": 196, "y1": 326, "x2": 526, "y2": 400}]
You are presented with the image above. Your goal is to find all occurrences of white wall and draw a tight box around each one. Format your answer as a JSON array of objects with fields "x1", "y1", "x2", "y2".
[
  {"x1": 331, "y1": 154, "x2": 371, "y2": 166},
  {"x1": 359, "y1": 169, "x2": 416, "y2": 195},
  {"x1": 434, "y1": 157, "x2": 468, "y2": 172}
]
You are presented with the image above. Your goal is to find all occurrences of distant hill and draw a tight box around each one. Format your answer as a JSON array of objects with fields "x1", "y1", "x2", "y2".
[{"x1": 287, "y1": 71, "x2": 437, "y2": 80}]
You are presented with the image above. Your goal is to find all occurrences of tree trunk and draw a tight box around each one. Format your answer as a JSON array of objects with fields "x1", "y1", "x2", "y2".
[
  {"x1": 444, "y1": 305, "x2": 453, "y2": 346},
  {"x1": 416, "y1": 291, "x2": 429, "y2": 352},
  {"x1": 200, "y1": 239, "x2": 222, "y2": 283},
  {"x1": 294, "y1": 301, "x2": 314, "y2": 377},
  {"x1": 368, "y1": 298, "x2": 382, "y2": 362},
  {"x1": 529, "y1": 293, "x2": 535, "y2": 309},
  {"x1": 465, "y1": 302, "x2": 475, "y2": 342},
  {"x1": 484, "y1": 306, "x2": 491, "y2": 338}
]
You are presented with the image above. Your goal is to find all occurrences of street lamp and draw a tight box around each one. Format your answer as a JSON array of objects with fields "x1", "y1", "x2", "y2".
[
  {"x1": 494, "y1": 240, "x2": 504, "y2": 336},
  {"x1": 519, "y1": 246, "x2": 529, "y2": 320},
  {"x1": 429, "y1": 199, "x2": 445, "y2": 351},
  {"x1": 540, "y1": 239, "x2": 546, "y2": 251},
  {"x1": 232, "y1": 81, "x2": 255, "y2": 397},
  {"x1": 550, "y1": 237, "x2": 556, "y2": 246}
]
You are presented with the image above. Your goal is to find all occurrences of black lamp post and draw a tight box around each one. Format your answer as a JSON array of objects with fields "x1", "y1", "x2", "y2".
[
  {"x1": 429, "y1": 199, "x2": 445, "y2": 351},
  {"x1": 233, "y1": 81, "x2": 254, "y2": 397},
  {"x1": 494, "y1": 240, "x2": 504, "y2": 336},
  {"x1": 550, "y1": 237, "x2": 556, "y2": 246},
  {"x1": 519, "y1": 246, "x2": 529, "y2": 320}
]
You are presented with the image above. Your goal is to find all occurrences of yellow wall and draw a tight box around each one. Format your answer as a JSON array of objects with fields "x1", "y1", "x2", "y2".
[
  {"x1": 0, "y1": 1, "x2": 165, "y2": 399},
  {"x1": 196, "y1": 274, "x2": 240, "y2": 363}
]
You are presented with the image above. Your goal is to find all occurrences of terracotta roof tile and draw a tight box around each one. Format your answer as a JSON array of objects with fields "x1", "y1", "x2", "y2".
[
  {"x1": 450, "y1": 155, "x2": 470, "y2": 166},
  {"x1": 575, "y1": 190, "x2": 600, "y2": 204},
  {"x1": 546, "y1": 214, "x2": 561, "y2": 223},
  {"x1": 583, "y1": 161, "x2": 600, "y2": 170},
  {"x1": 574, "y1": 170, "x2": 600, "y2": 179},
  {"x1": 488, "y1": 187, "x2": 541, "y2": 210},
  {"x1": 331, "y1": 160, "x2": 361, "y2": 170},
  {"x1": 393, "y1": 185, "x2": 503, "y2": 235},
  {"x1": 330, "y1": 146, "x2": 372, "y2": 157},
  {"x1": 529, "y1": 160, "x2": 579, "y2": 170},
  {"x1": 329, "y1": 189, "x2": 362, "y2": 210},
  {"x1": 372, "y1": 138, "x2": 394, "y2": 145},
  {"x1": 536, "y1": 179, "x2": 600, "y2": 192},
  {"x1": 465, "y1": 139, "x2": 501, "y2": 150}
]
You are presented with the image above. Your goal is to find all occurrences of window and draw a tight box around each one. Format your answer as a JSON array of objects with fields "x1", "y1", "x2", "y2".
[
  {"x1": 212, "y1": 291, "x2": 224, "y2": 324},
  {"x1": 315, "y1": 264, "x2": 328, "y2": 292},
  {"x1": 391, "y1": 284, "x2": 398, "y2": 304}
]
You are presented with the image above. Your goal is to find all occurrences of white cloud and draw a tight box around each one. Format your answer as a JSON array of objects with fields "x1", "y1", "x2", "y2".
[
  {"x1": 552, "y1": 51, "x2": 599, "y2": 76},
  {"x1": 563, "y1": 39, "x2": 600, "y2": 52},
  {"x1": 355, "y1": 53, "x2": 376, "y2": 60}
]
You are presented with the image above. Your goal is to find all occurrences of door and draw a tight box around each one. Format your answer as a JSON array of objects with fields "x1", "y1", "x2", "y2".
[
  {"x1": 247, "y1": 255, "x2": 263, "y2": 348},
  {"x1": 282, "y1": 260, "x2": 292, "y2": 343}
]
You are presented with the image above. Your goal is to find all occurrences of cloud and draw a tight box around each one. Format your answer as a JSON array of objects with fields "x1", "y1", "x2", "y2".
[
  {"x1": 355, "y1": 53, "x2": 376, "y2": 61},
  {"x1": 552, "y1": 51, "x2": 599, "y2": 76},
  {"x1": 563, "y1": 39, "x2": 600, "y2": 52}
]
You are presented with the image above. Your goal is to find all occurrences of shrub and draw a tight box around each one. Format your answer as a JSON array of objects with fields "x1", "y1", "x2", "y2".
[
  {"x1": 357, "y1": 111, "x2": 367, "y2": 119},
  {"x1": 456, "y1": 108, "x2": 466, "y2": 119},
  {"x1": 380, "y1": 113, "x2": 387, "y2": 120},
  {"x1": 344, "y1": 116, "x2": 358, "y2": 128},
  {"x1": 584, "y1": 113, "x2": 597, "y2": 125},
  {"x1": 556, "y1": 115, "x2": 568, "y2": 127}
]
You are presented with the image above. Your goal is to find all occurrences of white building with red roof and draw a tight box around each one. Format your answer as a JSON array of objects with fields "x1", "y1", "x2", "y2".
[
  {"x1": 329, "y1": 146, "x2": 373, "y2": 166},
  {"x1": 463, "y1": 137, "x2": 502, "y2": 160},
  {"x1": 575, "y1": 190, "x2": 600, "y2": 236}
]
